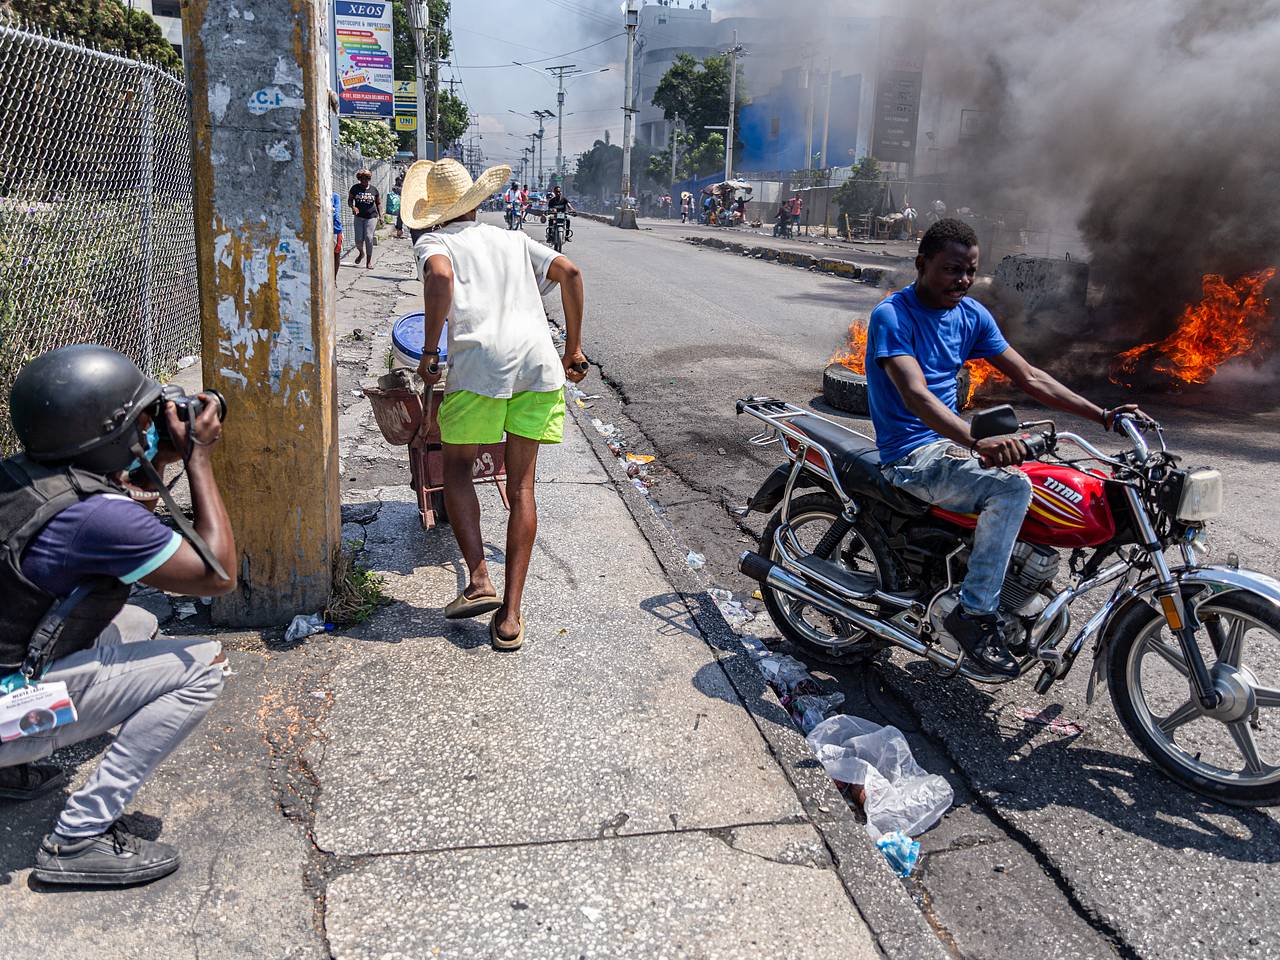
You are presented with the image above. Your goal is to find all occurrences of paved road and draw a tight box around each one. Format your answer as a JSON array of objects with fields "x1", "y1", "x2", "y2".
[{"x1": 542, "y1": 213, "x2": 1280, "y2": 960}]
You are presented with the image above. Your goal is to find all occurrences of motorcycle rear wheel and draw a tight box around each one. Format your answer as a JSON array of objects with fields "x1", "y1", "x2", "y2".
[
  {"x1": 1109, "y1": 591, "x2": 1280, "y2": 806},
  {"x1": 759, "y1": 492, "x2": 899, "y2": 663}
]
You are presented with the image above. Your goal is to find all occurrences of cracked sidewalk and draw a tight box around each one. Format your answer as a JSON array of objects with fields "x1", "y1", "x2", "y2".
[{"x1": 0, "y1": 232, "x2": 883, "y2": 959}]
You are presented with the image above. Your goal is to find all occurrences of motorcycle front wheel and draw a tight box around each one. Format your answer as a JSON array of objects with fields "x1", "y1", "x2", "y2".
[
  {"x1": 759, "y1": 492, "x2": 899, "y2": 663},
  {"x1": 1108, "y1": 591, "x2": 1280, "y2": 806}
]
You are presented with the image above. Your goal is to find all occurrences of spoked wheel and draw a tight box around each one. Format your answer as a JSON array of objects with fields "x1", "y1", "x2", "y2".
[
  {"x1": 1109, "y1": 592, "x2": 1280, "y2": 806},
  {"x1": 759, "y1": 492, "x2": 897, "y2": 663}
]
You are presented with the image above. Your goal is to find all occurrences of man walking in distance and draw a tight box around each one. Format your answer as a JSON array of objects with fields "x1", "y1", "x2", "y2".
[
  {"x1": 401, "y1": 159, "x2": 587, "y2": 651},
  {"x1": 347, "y1": 168, "x2": 382, "y2": 269}
]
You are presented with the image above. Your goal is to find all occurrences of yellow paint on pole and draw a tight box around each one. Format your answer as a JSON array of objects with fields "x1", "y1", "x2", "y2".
[{"x1": 183, "y1": 0, "x2": 339, "y2": 625}]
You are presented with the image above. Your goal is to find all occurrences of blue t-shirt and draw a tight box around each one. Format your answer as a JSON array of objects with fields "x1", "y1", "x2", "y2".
[
  {"x1": 21, "y1": 494, "x2": 183, "y2": 597},
  {"x1": 866, "y1": 284, "x2": 1009, "y2": 464},
  {"x1": 331, "y1": 193, "x2": 343, "y2": 235}
]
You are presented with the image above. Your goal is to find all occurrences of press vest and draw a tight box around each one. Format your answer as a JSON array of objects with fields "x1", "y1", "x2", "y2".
[{"x1": 0, "y1": 455, "x2": 132, "y2": 671}]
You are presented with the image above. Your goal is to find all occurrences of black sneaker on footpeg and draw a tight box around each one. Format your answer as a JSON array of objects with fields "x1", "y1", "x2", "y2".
[
  {"x1": 33, "y1": 820, "x2": 180, "y2": 887},
  {"x1": 943, "y1": 607, "x2": 1020, "y2": 678}
]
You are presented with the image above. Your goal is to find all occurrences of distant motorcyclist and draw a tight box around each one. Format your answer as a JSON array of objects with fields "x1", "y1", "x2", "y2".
[
  {"x1": 503, "y1": 180, "x2": 522, "y2": 229},
  {"x1": 546, "y1": 186, "x2": 575, "y2": 243}
]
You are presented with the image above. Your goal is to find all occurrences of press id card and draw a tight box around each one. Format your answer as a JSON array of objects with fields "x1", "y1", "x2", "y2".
[{"x1": 0, "y1": 682, "x2": 77, "y2": 742}]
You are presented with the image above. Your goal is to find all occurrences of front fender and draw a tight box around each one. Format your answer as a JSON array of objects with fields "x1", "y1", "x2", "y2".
[{"x1": 1101, "y1": 565, "x2": 1280, "y2": 647}]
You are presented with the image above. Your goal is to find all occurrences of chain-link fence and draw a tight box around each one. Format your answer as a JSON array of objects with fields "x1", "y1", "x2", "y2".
[{"x1": 0, "y1": 21, "x2": 198, "y2": 453}]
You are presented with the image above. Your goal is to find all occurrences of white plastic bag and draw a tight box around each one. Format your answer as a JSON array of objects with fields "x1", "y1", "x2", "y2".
[{"x1": 806, "y1": 714, "x2": 953, "y2": 839}]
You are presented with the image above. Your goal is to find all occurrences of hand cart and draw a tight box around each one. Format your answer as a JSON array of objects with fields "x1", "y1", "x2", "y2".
[{"x1": 364, "y1": 312, "x2": 511, "y2": 530}]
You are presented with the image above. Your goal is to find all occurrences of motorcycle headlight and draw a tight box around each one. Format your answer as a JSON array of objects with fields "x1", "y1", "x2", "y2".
[{"x1": 1176, "y1": 468, "x2": 1224, "y2": 522}]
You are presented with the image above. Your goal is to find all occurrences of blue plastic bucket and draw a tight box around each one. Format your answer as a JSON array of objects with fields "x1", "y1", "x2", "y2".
[{"x1": 390, "y1": 312, "x2": 448, "y2": 370}]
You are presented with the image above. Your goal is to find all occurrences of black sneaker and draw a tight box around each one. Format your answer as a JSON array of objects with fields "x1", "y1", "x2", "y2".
[
  {"x1": 33, "y1": 820, "x2": 180, "y2": 887},
  {"x1": 0, "y1": 761, "x2": 66, "y2": 801},
  {"x1": 943, "y1": 607, "x2": 1020, "y2": 678}
]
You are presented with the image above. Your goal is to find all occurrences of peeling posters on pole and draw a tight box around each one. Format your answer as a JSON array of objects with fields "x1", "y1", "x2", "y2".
[{"x1": 333, "y1": 0, "x2": 394, "y2": 118}]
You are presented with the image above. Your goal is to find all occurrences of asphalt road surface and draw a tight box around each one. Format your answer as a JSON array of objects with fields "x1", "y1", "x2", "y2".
[{"x1": 530, "y1": 212, "x2": 1280, "y2": 960}]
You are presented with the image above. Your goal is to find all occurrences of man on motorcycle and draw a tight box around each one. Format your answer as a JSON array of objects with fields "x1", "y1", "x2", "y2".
[
  {"x1": 546, "y1": 186, "x2": 575, "y2": 244},
  {"x1": 868, "y1": 218, "x2": 1144, "y2": 676},
  {"x1": 503, "y1": 180, "x2": 522, "y2": 228}
]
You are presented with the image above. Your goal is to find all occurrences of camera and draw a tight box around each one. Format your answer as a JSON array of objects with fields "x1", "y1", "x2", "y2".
[{"x1": 152, "y1": 384, "x2": 228, "y2": 442}]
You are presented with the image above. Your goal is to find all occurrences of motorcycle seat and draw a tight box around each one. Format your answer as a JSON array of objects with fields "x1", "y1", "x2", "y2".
[{"x1": 791, "y1": 415, "x2": 930, "y2": 515}]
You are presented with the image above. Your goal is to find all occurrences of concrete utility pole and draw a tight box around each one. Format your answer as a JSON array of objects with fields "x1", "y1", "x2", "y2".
[
  {"x1": 725, "y1": 30, "x2": 743, "y2": 182},
  {"x1": 408, "y1": 0, "x2": 431, "y2": 160},
  {"x1": 544, "y1": 64, "x2": 578, "y2": 181},
  {"x1": 183, "y1": 0, "x2": 339, "y2": 625},
  {"x1": 533, "y1": 108, "x2": 554, "y2": 188},
  {"x1": 670, "y1": 112, "x2": 680, "y2": 215},
  {"x1": 430, "y1": 34, "x2": 440, "y2": 159},
  {"x1": 619, "y1": 0, "x2": 640, "y2": 223}
]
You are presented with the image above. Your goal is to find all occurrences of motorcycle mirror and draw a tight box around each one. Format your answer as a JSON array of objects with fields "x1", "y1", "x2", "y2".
[{"x1": 970, "y1": 404, "x2": 1019, "y2": 440}]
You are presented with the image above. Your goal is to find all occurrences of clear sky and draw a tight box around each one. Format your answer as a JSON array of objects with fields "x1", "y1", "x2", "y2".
[{"x1": 445, "y1": 0, "x2": 761, "y2": 178}]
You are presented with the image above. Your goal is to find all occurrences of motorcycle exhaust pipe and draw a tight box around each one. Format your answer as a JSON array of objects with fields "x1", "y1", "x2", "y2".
[{"x1": 739, "y1": 551, "x2": 962, "y2": 671}]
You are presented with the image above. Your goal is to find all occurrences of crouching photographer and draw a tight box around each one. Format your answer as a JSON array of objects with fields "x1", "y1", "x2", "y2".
[{"x1": 0, "y1": 345, "x2": 236, "y2": 887}]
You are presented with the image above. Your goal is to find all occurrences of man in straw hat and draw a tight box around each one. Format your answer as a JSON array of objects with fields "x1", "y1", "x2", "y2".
[{"x1": 401, "y1": 159, "x2": 587, "y2": 651}]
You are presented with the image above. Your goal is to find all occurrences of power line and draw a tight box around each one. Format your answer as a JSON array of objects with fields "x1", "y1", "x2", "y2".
[{"x1": 451, "y1": 33, "x2": 623, "y2": 69}]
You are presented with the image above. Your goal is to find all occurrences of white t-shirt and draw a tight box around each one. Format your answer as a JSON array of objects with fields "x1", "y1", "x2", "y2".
[{"x1": 413, "y1": 221, "x2": 565, "y2": 398}]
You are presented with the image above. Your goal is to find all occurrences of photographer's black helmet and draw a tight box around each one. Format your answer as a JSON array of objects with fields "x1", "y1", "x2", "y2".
[{"x1": 9, "y1": 345, "x2": 162, "y2": 473}]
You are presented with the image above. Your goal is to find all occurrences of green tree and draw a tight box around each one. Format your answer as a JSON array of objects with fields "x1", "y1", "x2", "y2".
[
  {"x1": 4, "y1": 0, "x2": 181, "y2": 70},
  {"x1": 650, "y1": 52, "x2": 744, "y2": 171},
  {"x1": 574, "y1": 134, "x2": 622, "y2": 200},
  {"x1": 339, "y1": 118, "x2": 398, "y2": 161},
  {"x1": 833, "y1": 156, "x2": 883, "y2": 220}
]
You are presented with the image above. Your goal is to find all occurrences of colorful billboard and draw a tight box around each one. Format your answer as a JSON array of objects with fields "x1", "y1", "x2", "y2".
[
  {"x1": 334, "y1": 0, "x2": 394, "y2": 118},
  {"x1": 394, "y1": 79, "x2": 417, "y2": 118}
]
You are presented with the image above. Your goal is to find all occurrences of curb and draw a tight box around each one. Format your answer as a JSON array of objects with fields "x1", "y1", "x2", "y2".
[
  {"x1": 565, "y1": 402, "x2": 949, "y2": 960},
  {"x1": 683, "y1": 234, "x2": 888, "y2": 286}
]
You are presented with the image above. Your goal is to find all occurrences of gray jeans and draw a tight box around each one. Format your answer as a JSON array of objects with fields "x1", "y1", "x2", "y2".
[
  {"x1": 883, "y1": 439, "x2": 1033, "y2": 615},
  {"x1": 0, "y1": 605, "x2": 224, "y2": 837},
  {"x1": 352, "y1": 215, "x2": 376, "y2": 260}
]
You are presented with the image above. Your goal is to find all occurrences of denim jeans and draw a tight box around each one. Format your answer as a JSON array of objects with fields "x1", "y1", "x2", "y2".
[{"x1": 883, "y1": 439, "x2": 1033, "y2": 614}]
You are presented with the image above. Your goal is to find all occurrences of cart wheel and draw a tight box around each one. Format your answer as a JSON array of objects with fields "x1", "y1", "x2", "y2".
[{"x1": 431, "y1": 490, "x2": 449, "y2": 525}]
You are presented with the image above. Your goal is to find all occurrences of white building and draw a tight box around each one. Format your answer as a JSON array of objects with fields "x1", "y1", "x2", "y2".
[
  {"x1": 135, "y1": 0, "x2": 184, "y2": 61},
  {"x1": 633, "y1": 1, "x2": 889, "y2": 168}
]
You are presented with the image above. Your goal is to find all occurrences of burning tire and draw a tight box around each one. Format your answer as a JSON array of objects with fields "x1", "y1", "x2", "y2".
[
  {"x1": 823, "y1": 362, "x2": 975, "y2": 415},
  {"x1": 822, "y1": 363, "x2": 870, "y2": 414}
]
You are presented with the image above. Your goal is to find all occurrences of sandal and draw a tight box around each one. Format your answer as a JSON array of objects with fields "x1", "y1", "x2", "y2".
[
  {"x1": 444, "y1": 591, "x2": 501, "y2": 620},
  {"x1": 490, "y1": 613, "x2": 525, "y2": 651}
]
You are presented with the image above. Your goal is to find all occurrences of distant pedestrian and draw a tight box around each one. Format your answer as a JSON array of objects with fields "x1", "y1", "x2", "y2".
[
  {"x1": 789, "y1": 193, "x2": 804, "y2": 231},
  {"x1": 348, "y1": 169, "x2": 382, "y2": 269},
  {"x1": 680, "y1": 193, "x2": 692, "y2": 222},
  {"x1": 332, "y1": 192, "x2": 343, "y2": 274},
  {"x1": 402, "y1": 159, "x2": 588, "y2": 652}
]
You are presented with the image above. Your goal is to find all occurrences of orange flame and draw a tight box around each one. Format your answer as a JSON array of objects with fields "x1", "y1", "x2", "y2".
[
  {"x1": 1112, "y1": 267, "x2": 1277, "y2": 385},
  {"x1": 829, "y1": 322, "x2": 1009, "y2": 398}
]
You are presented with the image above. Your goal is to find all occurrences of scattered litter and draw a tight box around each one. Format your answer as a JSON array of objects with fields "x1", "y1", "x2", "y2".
[
  {"x1": 807, "y1": 714, "x2": 953, "y2": 839},
  {"x1": 717, "y1": 447, "x2": 727, "y2": 455},
  {"x1": 709, "y1": 588, "x2": 732, "y2": 602},
  {"x1": 716, "y1": 599, "x2": 755, "y2": 627},
  {"x1": 575, "y1": 397, "x2": 589, "y2": 409},
  {"x1": 631, "y1": 478, "x2": 651, "y2": 494},
  {"x1": 756, "y1": 654, "x2": 817, "y2": 696},
  {"x1": 590, "y1": 418, "x2": 617, "y2": 438},
  {"x1": 751, "y1": 589, "x2": 763, "y2": 601},
  {"x1": 558, "y1": 628, "x2": 569, "y2": 636},
  {"x1": 876, "y1": 831, "x2": 921, "y2": 877},
  {"x1": 310, "y1": 690, "x2": 327, "y2": 700},
  {"x1": 284, "y1": 613, "x2": 328, "y2": 644},
  {"x1": 579, "y1": 906, "x2": 604, "y2": 923},
  {"x1": 785, "y1": 692, "x2": 846, "y2": 733},
  {"x1": 606, "y1": 441, "x2": 624, "y2": 457},
  {"x1": 174, "y1": 601, "x2": 198, "y2": 620},
  {"x1": 626, "y1": 462, "x2": 644, "y2": 478},
  {"x1": 581, "y1": 394, "x2": 602, "y2": 401},
  {"x1": 351, "y1": 389, "x2": 363, "y2": 397},
  {"x1": 176, "y1": 355, "x2": 198, "y2": 370},
  {"x1": 729, "y1": 504, "x2": 751, "y2": 517},
  {"x1": 1015, "y1": 706, "x2": 1085, "y2": 737},
  {"x1": 625, "y1": 453, "x2": 656, "y2": 465},
  {"x1": 685, "y1": 550, "x2": 706, "y2": 571},
  {"x1": 351, "y1": 328, "x2": 365, "y2": 341}
]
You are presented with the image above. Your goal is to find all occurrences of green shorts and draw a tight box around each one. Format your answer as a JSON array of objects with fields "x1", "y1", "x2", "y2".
[{"x1": 439, "y1": 387, "x2": 565, "y2": 446}]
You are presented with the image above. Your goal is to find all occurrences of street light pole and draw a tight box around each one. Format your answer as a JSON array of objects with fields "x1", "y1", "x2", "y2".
[
  {"x1": 725, "y1": 30, "x2": 742, "y2": 182},
  {"x1": 620, "y1": 0, "x2": 640, "y2": 219}
]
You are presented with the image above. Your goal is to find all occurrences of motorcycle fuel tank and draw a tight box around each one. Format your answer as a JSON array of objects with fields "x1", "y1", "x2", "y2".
[{"x1": 929, "y1": 463, "x2": 1117, "y2": 547}]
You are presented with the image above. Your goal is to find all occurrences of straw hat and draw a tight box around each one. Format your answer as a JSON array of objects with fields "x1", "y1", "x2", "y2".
[{"x1": 401, "y1": 158, "x2": 512, "y2": 230}]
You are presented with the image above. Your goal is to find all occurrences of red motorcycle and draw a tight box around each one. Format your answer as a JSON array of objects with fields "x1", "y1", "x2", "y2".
[{"x1": 736, "y1": 397, "x2": 1280, "y2": 806}]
